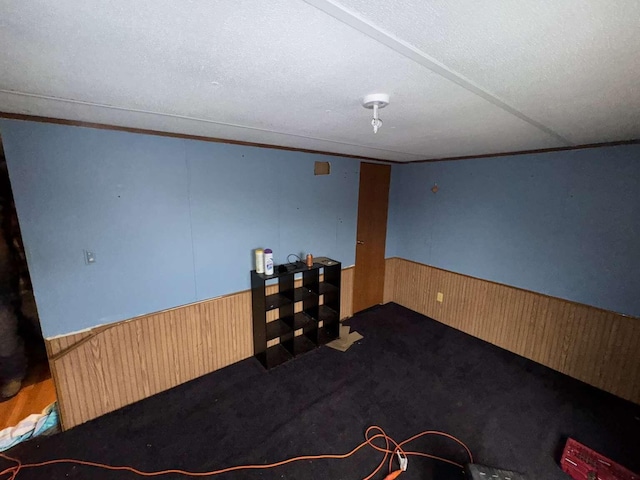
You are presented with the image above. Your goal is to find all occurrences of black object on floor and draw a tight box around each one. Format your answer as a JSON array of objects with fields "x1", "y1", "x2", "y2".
[{"x1": 5, "y1": 303, "x2": 640, "y2": 479}]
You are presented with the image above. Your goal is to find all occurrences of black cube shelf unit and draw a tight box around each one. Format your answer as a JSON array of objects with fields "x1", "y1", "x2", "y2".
[{"x1": 251, "y1": 258, "x2": 341, "y2": 369}]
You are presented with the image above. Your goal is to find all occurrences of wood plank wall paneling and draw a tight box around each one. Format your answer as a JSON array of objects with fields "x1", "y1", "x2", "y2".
[
  {"x1": 384, "y1": 257, "x2": 640, "y2": 404},
  {"x1": 383, "y1": 256, "x2": 397, "y2": 304},
  {"x1": 46, "y1": 267, "x2": 354, "y2": 429},
  {"x1": 340, "y1": 267, "x2": 354, "y2": 319}
]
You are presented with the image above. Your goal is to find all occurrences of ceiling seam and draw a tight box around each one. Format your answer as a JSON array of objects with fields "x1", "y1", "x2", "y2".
[
  {"x1": 0, "y1": 89, "x2": 426, "y2": 159},
  {"x1": 303, "y1": 0, "x2": 574, "y2": 146}
]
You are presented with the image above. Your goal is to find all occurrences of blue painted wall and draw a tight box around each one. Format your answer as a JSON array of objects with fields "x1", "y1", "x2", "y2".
[
  {"x1": 0, "y1": 120, "x2": 359, "y2": 336},
  {"x1": 387, "y1": 145, "x2": 640, "y2": 317},
  {"x1": 186, "y1": 140, "x2": 358, "y2": 301},
  {"x1": 5, "y1": 117, "x2": 637, "y2": 335}
]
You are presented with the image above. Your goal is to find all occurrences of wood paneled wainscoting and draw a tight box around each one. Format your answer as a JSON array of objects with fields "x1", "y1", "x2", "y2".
[
  {"x1": 383, "y1": 257, "x2": 640, "y2": 405},
  {"x1": 46, "y1": 267, "x2": 354, "y2": 430}
]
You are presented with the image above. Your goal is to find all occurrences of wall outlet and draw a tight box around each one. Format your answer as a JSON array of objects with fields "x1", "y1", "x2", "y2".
[{"x1": 437, "y1": 292, "x2": 443, "y2": 303}]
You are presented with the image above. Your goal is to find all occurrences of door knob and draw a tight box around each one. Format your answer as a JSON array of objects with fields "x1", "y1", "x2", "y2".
[{"x1": 357, "y1": 240, "x2": 365, "y2": 245}]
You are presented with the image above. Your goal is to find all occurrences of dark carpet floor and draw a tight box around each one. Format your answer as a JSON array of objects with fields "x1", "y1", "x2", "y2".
[{"x1": 5, "y1": 303, "x2": 640, "y2": 479}]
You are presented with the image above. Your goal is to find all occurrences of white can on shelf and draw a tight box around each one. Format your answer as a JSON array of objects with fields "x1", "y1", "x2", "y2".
[{"x1": 255, "y1": 248, "x2": 265, "y2": 274}]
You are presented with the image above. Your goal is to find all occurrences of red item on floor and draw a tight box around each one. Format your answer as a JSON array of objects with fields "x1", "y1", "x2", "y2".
[{"x1": 560, "y1": 438, "x2": 638, "y2": 480}]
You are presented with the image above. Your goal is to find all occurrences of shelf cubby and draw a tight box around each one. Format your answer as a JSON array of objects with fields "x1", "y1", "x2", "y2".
[
  {"x1": 265, "y1": 293, "x2": 292, "y2": 311},
  {"x1": 266, "y1": 319, "x2": 293, "y2": 341}
]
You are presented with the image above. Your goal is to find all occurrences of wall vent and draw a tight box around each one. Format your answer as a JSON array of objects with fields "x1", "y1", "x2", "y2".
[{"x1": 314, "y1": 161, "x2": 331, "y2": 175}]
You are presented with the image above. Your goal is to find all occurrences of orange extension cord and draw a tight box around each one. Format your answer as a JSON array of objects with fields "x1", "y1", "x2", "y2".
[{"x1": 0, "y1": 425, "x2": 472, "y2": 480}]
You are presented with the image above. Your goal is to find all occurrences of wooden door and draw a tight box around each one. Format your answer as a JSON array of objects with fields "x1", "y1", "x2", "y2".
[{"x1": 353, "y1": 162, "x2": 391, "y2": 313}]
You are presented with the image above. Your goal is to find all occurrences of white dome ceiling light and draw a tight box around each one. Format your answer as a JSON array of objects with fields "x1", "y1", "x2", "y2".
[{"x1": 362, "y1": 93, "x2": 390, "y2": 134}]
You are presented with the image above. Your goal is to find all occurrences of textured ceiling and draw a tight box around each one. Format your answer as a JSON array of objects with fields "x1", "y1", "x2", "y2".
[{"x1": 1, "y1": 0, "x2": 638, "y2": 161}]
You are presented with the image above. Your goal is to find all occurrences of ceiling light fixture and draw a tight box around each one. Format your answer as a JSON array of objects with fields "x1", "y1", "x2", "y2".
[{"x1": 362, "y1": 93, "x2": 390, "y2": 134}]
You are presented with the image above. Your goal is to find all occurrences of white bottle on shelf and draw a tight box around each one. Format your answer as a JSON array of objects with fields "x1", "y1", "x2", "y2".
[{"x1": 264, "y1": 249, "x2": 274, "y2": 275}]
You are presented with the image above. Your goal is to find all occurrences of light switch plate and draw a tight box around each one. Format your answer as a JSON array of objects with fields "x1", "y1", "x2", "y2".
[{"x1": 437, "y1": 292, "x2": 444, "y2": 303}]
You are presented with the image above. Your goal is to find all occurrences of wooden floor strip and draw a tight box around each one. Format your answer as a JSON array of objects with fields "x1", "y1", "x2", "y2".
[{"x1": 0, "y1": 360, "x2": 57, "y2": 431}]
